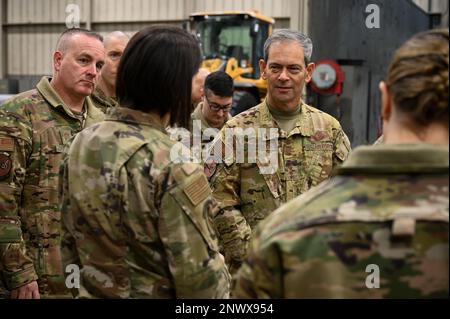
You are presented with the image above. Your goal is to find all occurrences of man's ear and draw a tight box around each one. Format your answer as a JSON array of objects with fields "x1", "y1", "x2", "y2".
[
  {"x1": 305, "y1": 62, "x2": 315, "y2": 83},
  {"x1": 259, "y1": 59, "x2": 267, "y2": 80},
  {"x1": 53, "y1": 51, "x2": 63, "y2": 72},
  {"x1": 379, "y1": 81, "x2": 392, "y2": 122}
]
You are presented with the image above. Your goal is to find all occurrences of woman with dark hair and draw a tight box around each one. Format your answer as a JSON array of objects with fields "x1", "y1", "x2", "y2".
[
  {"x1": 233, "y1": 29, "x2": 449, "y2": 298},
  {"x1": 59, "y1": 25, "x2": 230, "y2": 298}
]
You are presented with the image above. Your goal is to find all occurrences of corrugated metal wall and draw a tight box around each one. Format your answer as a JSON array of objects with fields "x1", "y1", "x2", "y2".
[
  {"x1": 308, "y1": 0, "x2": 434, "y2": 144},
  {"x1": 3, "y1": 0, "x2": 444, "y2": 80},
  {"x1": 93, "y1": 0, "x2": 185, "y2": 22},
  {"x1": 7, "y1": 0, "x2": 89, "y2": 24},
  {"x1": 413, "y1": 0, "x2": 448, "y2": 12},
  {"x1": 2, "y1": 0, "x2": 308, "y2": 78},
  {"x1": 5, "y1": 0, "x2": 89, "y2": 77}
]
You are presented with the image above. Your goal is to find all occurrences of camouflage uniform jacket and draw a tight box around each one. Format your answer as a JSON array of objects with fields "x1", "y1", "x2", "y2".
[
  {"x1": 60, "y1": 106, "x2": 231, "y2": 298},
  {"x1": 233, "y1": 143, "x2": 449, "y2": 298},
  {"x1": 0, "y1": 76, "x2": 104, "y2": 296},
  {"x1": 207, "y1": 99, "x2": 350, "y2": 272},
  {"x1": 90, "y1": 86, "x2": 117, "y2": 114}
]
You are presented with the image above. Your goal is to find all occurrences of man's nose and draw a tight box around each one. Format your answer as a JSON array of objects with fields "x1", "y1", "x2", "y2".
[
  {"x1": 278, "y1": 68, "x2": 289, "y2": 81},
  {"x1": 87, "y1": 63, "x2": 98, "y2": 77}
]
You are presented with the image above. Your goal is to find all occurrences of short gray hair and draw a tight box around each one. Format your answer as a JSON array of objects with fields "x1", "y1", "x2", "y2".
[
  {"x1": 263, "y1": 29, "x2": 313, "y2": 64},
  {"x1": 56, "y1": 28, "x2": 103, "y2": 53},
  {"x1": 104, "y1": 31, "x2": 130, "y2": 48}
]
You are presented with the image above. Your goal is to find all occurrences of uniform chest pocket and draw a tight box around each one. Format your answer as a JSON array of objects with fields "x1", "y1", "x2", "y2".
[
  {"x1": 240, "y1": 163, "x2": 281, "y2": 202},
  {"x1": 35, "y1": 126, "x2": 75, "y2": 186},
  {"x1": 303, "y1": 142, "x2": 334, "y2": 187},
  {"x1": 239, "y1": 162, "x2": 281, "y2": 227}
]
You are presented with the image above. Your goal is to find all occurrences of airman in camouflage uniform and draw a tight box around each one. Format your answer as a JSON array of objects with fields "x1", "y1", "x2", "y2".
[
  {"x1": 60, "y1": 107, "x2": 230, "y2": 298},
  {"x1": 189, "y1": 101, "x2": 231, "y2": 152},
  {"x1": 0, "y1": 28, "x2": 105, "y2": 298},
  {"x1": 188, "y1": 71, "x2": 233, "y2": 158},
  {"x1": 207, "y1": 29, "x2": 351, "y2": 272},
  {"x1": 233, "y1": 28, "x2": 449, "y2": 299},
  {"x1": 90, "y1": 31, "x2": 129, "y2": 114},
  {"x1": 233, "y1": 144, "x2": 449, "y2": 298},
  {"x1": 60, "y1": 25, "x2": 230, "y2": 299}
]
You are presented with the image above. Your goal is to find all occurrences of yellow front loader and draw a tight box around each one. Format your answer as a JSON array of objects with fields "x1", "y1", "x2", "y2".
[{"x1": 189, "y1": 11, "x2": 275, "y2": 115}]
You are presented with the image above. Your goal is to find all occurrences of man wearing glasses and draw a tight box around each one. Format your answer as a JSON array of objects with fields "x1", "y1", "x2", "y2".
[{"x1": 190, "y1": 71, "x2": 233, "y2": 152}]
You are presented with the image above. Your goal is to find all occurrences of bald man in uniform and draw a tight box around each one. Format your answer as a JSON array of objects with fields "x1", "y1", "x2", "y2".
[
  {"x1": 191, "y1": 67, "x2": 211, "y2": 109},
  {"x1": 0, "y1": 28, "x2": 105, "y2": 298},
  {"x1": 91, "y1": 31, "x2": 129, "y2": 113}
]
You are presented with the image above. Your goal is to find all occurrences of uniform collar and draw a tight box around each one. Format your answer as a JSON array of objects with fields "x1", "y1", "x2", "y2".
[
  {"x1": 339, "y1": 143, "x2": 449, "y2": 174},
  {"x1": 106, "y1": 106, "x2": 167, "y2": 133},
  {"x1": 259, "y1": 98, "x2": 315, "y2": 138},
  {"x1": 91, "y1": 86, "x2": 117, "y2": 108},
  {"x1": 36, "y1": 76, "x2": 68, "y2": 110},
  {"x1": 191, "y1": 102, "x2": 212, "y2": 130},
  {"x1": 36, "y1": 76, "x2": 104, "y2": 126}
]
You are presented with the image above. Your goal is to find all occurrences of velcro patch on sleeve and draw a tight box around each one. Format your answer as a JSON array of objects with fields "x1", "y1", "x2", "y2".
[
  {"x1": 0, "y1": 219, "x2": 22, "y2": 243},
  {"x1": 183, "y1": 174, "x2": 211, "y2": 206},
  {"x1": 0, "y1": 154, "x2": 12, "y2": 180},
  {"x1": 0, "y1": 137, "x2": 14, "y2": 152},
  {"x1": 181, "y1": 162, "x2": 198, "y2": 176}
]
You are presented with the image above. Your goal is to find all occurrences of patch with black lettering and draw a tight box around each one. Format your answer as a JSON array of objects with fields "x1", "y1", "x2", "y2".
[
  {"x1": 304, "y1": 142, "x2": 333, "y2": 151},
  {"x1": 0, "y1": 153, "x2": 12, "y2": 180}
]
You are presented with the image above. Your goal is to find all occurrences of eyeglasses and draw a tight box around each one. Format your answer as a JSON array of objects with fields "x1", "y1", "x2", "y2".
[{"x1": 205, "y1": 96, "x2": 232, "y2": 112}]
